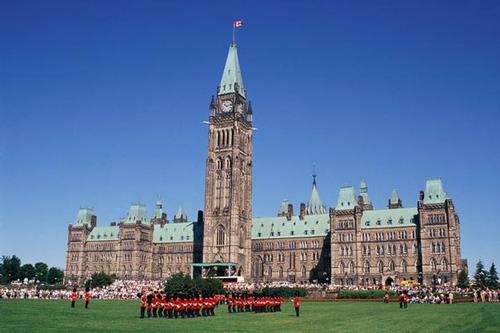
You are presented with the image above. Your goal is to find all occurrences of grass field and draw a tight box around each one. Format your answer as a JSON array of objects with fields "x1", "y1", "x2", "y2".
[{"x1": 0, "y1": 300, "x2": 499, "y2": 333}]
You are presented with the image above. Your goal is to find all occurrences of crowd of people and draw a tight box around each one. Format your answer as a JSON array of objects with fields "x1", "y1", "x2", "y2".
[{"x1": 1, "y1": 279, "x2": 499, "y2": 306}]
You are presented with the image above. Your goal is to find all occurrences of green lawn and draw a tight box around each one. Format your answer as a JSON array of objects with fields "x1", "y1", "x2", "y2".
[{"x1": 0, "y1": 300, "x2": 499, "y2": 333}]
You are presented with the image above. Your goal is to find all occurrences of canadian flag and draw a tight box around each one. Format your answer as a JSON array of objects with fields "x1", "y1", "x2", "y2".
[{"x1": 233, "y1": 20, "x2": 244, "y2": 28}]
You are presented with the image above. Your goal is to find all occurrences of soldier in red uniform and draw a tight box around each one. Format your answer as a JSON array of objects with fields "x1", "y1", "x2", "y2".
[
  {"x1": 84, "y1": 287, "x2": 91, "y2": 309},
  {"x1": 140, "y1": 292, "x2": 147, "y2": 319},
  {"x1": 293, "y1": 292, "x2": 301, "y2": 317},
  {"x1": 70, "y1": 288, "x2": 78, "y2": 308},
  {"x1": 146, "y1": 290, "x2": 154, "y2": 318}
]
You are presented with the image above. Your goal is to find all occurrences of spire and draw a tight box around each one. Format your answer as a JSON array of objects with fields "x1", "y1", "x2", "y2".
[
  {"x1": 359, "y1": 178, "x2": 372, "y2": 205},
  {"x1": 218, "y1": 43, "x2": 246, "y2": 98},
  {"x1": 174, "y1": 206, "x2": 188, "y2": 223},
  {"x1": 388, "y1": 189, "x2": 403, "y2": 209},
  {"x1": 306, "y1": 174, "x2": 327, "y2": 215}
]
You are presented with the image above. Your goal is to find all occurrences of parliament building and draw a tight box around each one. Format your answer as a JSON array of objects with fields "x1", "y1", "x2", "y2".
[{"x1": 65, "y1": 41, "x2": 463, "y2": 287}]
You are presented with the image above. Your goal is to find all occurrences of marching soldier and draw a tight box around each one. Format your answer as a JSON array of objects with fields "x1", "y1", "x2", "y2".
[
  {"x1": 70, "y1": 288, "x2": 77, "y2": 308},
  {"x1": 292, "y1": 292, "x2": 301, "y2": 317},
  {"x1": 84, "y1": 287, "x2": 91, "y2": 309},
  {"x1": 139, "y1": 292, "x2": 147, "y2": 319}
]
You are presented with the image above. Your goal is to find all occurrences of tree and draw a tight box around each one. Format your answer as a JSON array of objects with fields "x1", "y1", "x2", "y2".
[
  {"x1": 457, "y1": 269, "x2": 469, "y2": 289},
  {"x1": 0, "y1": 255, "x2": 22, "y2": 283},
  {"x1": 34, "y1": 262, "x2": 48, "y2": 283},
  {"x1": 85, "y1": 272, "x2": 116, "y2": 289},
  {"x1": 486, "y1": 263, "x2": 499, "y2": 289},
  {"x1": 163, "y1": 273, "x2": 224, "y2": 296},
  {"x1": 20, "y1": 264, "x2": 36, "y2": 281},
  {"x1": 47, "y1": 267, "x2": 64, "y2": 284},
  {"x1": 473, "y1": 260, "x2": 487, "y2": 288}
]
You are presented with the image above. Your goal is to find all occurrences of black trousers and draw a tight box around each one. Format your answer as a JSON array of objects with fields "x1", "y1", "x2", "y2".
[
  {"x1": 147, "y1": 308, "x2": 152, "y2": 318},
  {"x1": 295, "y1": 307, "x2": 300, "y2": 317},
  {"x1": 85, "y1": 301, "x2": 89, "y2": 309},
  {"x1": 71, "y1": 301, "x2": 75, "y2": 308},
  {"x1": 140, "y1": 307, "x2": 145, "y2": 318}
]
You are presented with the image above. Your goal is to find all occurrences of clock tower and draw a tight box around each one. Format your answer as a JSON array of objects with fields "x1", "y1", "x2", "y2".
[{"x1": 203, "y1": 42, "x2": 253, "y2": 280}]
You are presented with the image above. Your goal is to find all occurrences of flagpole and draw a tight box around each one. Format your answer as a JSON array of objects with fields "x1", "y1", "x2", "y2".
[{"x1": 232, "y1": 23, "x2": 235, "y2": 44}]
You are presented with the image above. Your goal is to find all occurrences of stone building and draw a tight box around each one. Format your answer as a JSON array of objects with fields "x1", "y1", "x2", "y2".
[{"x1": 65, "y1": 41, "x2": 463, "y2": 286}]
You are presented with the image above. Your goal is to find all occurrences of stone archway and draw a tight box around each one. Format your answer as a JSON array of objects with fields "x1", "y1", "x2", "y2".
[{"x1": 385, "y1": 276, "x2": 394, "y2": 287}]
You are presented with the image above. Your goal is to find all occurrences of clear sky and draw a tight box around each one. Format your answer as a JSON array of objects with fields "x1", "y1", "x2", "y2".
[{"x1": 1, "y1": 0, "x2": 499, "y2": 270}]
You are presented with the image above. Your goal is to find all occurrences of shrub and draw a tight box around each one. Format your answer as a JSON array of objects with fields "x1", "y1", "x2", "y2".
[
  {"x1": 337, "y1": 290, "x2": 397, "y2": 299},
  {"x1": 84, "y1": 272, "x2": 116, "y2": 289},
  {"x1": 260, "y1": 287, "x2": 308, "y2": 298},
  {"x1": 164, "y1": 273, "x2": 224, "y2": 296}
]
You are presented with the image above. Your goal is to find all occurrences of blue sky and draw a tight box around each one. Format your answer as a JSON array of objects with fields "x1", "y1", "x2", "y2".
[{"x1": 1, "y1": 0, "x2": 499, "y2": 269}]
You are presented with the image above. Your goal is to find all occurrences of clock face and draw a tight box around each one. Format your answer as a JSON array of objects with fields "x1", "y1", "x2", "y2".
[{"x1": 221, "y1": 100, "x2": 233, "y2": 113}]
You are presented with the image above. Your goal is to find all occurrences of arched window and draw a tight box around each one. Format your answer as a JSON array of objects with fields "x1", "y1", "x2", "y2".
[
  {"x1": 225, "y1": 157, "x2": 232, "y2": 169},
  {"x1": 442, "y1": 258, "x2": 449, "y2": 272},
  {"x1": 349, "y1": 261, "x2": 355, "y2": 274},
  {"x1": 339, "y1": 261, "x2": 345, "y2": 274},
  {"x1": 278, "y1": 266, "x2": 283, "y2": 279},
  {"x1": 430, "y1": 258, "x2": 437, "y2": 271},
  {"x1": 441, "y1": 242, "x2": 445, "y2": 254},
  {"x1": 378, "y1": 261, "x2": 384, "y2": 273},
  {"x1": 389, "y1": 260, "x2": 395, "y2": 272},
  {"x1": 301, "y1": 266, "x2": 307, "y2": 279},
  {"x1": 268, "y1": 266, "x2": 272, "y2": 278},
  {"x1": 364, "y1": 261, "x2": 370, "y2": 273},
  {"x1": 401, "y1": 260, "x2": 408, "y2": 273},
  {"x1": 216, "y1": 225, "x2": 225, "y2": 246},
  {"x1": 239, "y1": 226, "x2": 245, "y2": 248}
]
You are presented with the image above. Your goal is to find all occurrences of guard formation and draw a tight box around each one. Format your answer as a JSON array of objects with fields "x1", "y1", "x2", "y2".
[
  {"x1": 226, "y1": 293, "x2": 284, "y2": 313},
  {"x1": 137, "y1": 290, "x2": 286, "y2": 319},
  {"x1": 138, "y1": 290, "x2": 220, "y2": 319}
]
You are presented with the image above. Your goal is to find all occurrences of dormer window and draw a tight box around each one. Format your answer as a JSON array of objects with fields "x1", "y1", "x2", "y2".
[
  {"x1": 399, "y1": 217, "x2": 404, "y2": 224},
  {"x1": 160, "y1": 236, "x2": 163, "y2": 241},
  {"x1": 365, "y1": 221, "x2": 370, "y2": 226},
  {"x1": 387, "y1": 219, "x2": 393, "y2": 225},
  {"x1": 376, "y1": 219, "x2": 381, "y2": 225},
  {"x1": 258, "y1": 232, "x2": 262, "y2": 237},
  {"x1": 291, "y1": 231, "x2": 294, "y2": 235},
  {"x1": 304, "y1": 230, "x2": 308, "y2": 235}
]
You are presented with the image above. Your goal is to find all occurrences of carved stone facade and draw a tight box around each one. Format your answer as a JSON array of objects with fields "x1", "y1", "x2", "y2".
[{"x1": 64, "y1": 42, "x2": 463, "y2": 286}]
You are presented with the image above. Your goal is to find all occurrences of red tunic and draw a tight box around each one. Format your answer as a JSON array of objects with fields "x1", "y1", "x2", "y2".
[{"x1": 293, "y1": 297, "x2": 300, "y2": 309}]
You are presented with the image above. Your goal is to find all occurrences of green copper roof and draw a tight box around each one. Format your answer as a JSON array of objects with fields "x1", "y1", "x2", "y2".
[
  {"x1": 361, "y1": 207, "x2": 418, "y2": 229},
  {"x1": 153, "y1": 222, "x2": 200, "y2": 243},
  {"x1": 75, "y1": 208, "x2": 95, "y2": 226},
  {"x1": 390, "y1": 189, "x2": 400, "y2": 205},
  {"x1": 277, "y1": 200, "x2": 289, "y2": 216},
  {"x1": 218, "y1": 43, "x2": 246, "y2": 98},
  {"x1": 335, "y1": 186, "x2": 357, "y2": 210},
  {"x1": 359, "y1": 179, "x2": 371, "y2": 205},
  {"x1": 424, "y1": 179, "x2": 448, "y2": 204},
  {"x1": 87, "y1": 226, "x2": 120, "y2": 241},
  {"x1": 124, "y1": 204, "x2": 148, "y2": 224},
  {"x1": 252, "y1": 214, "x2": 330, "y2": 240},
  {"x1": 306, "y1": 178, "x2": 327, "y2": 215}
]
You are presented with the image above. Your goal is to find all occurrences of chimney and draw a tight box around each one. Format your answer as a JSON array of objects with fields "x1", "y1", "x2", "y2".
[
  {"x1": 197, "y1": 210, "x2": 204, "y2": 224},
  {"x1": 419, "y1": 190, "x2": 425, "y2": 201},
  {"x1": 287, "y1": 204, "x2": 294, "y2": 221},
  {"x1": 110, "y1": 222, "x2": 116, "y2": 227},
  {"x1": 299, "y1": 203, "x2": 306, "y2": 220}
]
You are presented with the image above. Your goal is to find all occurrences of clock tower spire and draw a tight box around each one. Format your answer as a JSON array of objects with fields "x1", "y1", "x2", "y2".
[{"x1": 203, "y1": 42, "x2": 253, "y2": 280}]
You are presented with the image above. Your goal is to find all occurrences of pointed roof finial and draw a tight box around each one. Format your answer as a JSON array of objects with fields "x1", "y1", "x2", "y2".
[
  {"x1": 218, "y1": 43, "x2": 246, "y2": 98},
  {"x1": 312, "y1": 164, "x2": 317, "y2": 187},
  {"x1": 306, "y1": 170, "x2": 326, "y2": 215}
]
